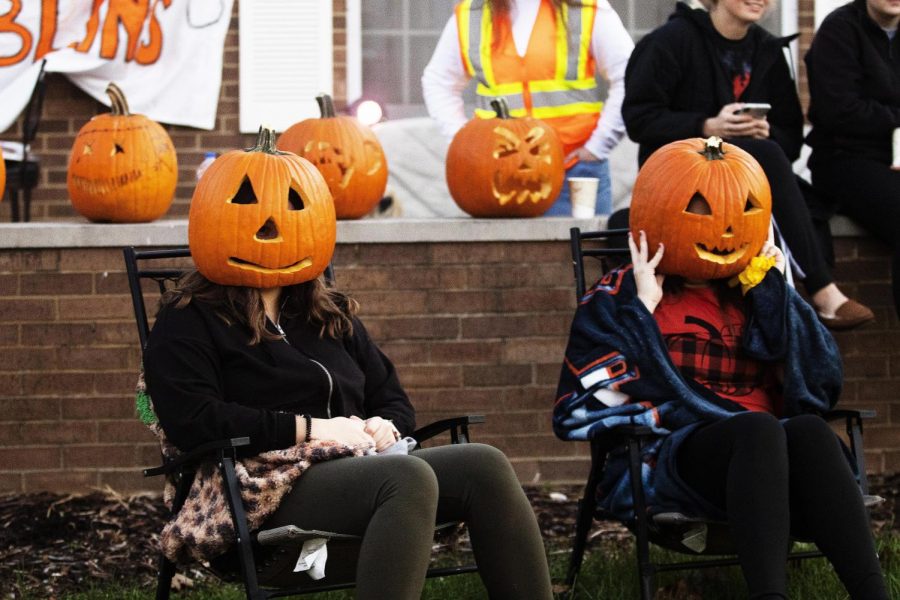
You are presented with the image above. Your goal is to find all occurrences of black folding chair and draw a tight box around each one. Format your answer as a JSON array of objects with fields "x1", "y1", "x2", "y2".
[
  {"x1": 124, "y1": 246, "x2": 483, "y2": 599},
  {"x1": 561, "y1": 227, "x2": 880, "y2": 600},
  {"x1": 4, "y1": 59, "x2": 47, "y2": 222}
]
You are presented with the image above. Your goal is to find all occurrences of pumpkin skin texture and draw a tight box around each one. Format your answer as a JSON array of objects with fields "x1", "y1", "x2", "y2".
[
  {"x1": 446, "y1": 98, "x2": 564, "y2": 218},
  {"x1": 276, "y1": 94, "x2": 387, "y2": 220},
  {"x1": 189, "y1": 126, "x2": 336, "y2": 289},
  {"x1": 67, "y1": 83, "x2": 177, "y2": 223},
  {"x1": 629, "y1": 137, "x2": 772, "y2": 281}
]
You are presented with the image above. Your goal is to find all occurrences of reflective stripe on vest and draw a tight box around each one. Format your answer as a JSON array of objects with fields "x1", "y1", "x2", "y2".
[{"x1": 457, "y1": 0, "x2": 602, "y2": 122}]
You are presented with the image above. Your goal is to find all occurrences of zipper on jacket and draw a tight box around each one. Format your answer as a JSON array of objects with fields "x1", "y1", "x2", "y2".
[{"x1": 273, "y1": 315, "x2": 334, "y2": 418}]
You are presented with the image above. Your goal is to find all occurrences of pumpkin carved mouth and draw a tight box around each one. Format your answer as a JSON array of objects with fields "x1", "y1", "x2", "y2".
[
  {"x1": 227, "y1": 256, "x2": 313, "y2": 274},
  {"x1": 694, "y1": 242, "x2": 749, "y2": 264},
  {"x1": 491, "y1": 172, "x2": 553, "y2": 205}
]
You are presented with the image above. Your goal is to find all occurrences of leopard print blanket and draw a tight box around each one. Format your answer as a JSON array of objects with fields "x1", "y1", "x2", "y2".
[{"x1": 136, "y1": 370, "x2": 367, "y2": 564}]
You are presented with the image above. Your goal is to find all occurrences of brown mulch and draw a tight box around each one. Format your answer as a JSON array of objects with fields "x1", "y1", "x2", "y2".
[{"x1": 1, "y1": 476, "x2": 897, "y2": 598}]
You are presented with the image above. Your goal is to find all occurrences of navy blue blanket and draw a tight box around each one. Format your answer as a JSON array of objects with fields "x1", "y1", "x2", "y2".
[{"x1": 553, "y1": 266, "x2": 841, "y2": 520}]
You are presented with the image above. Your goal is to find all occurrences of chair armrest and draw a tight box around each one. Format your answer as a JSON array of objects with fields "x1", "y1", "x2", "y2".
[
  {"x1": 412, "y1": 415, "x2": 485, "y2": 445},
  {"x1": 823, "y1": 409, "x2": 876, "y2": 421},
  {"x1": 143, "y1": 437, "x2": 251, "y2": 477}
]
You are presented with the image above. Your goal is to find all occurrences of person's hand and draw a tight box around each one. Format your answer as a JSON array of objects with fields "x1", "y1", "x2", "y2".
[
  {"x1": 307, "y1": 416, "x2": 375, "y2": 448},
  {"x1": 628, "y1": 230, "x2": 665, "y2": 312},
  {"x1": 564, "y1": 146, "x2": 600, "y2": 163},
  {"x1": 761, "y1": 222, "x2": 786, "y2": 275},
  {"x1": 702, "y1": 102, "x2": 766, "y2": 139},
  {"x1": 352, "y1": 416, "x2": 399, "y2": 452}
]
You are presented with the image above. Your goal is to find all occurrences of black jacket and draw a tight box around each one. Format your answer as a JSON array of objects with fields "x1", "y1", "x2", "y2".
[
  {"x1": 144, "y1": 300, "x2": 415, "y2": 455},
  {"x1": 623, "y1": 2, "x2": 803, "y2": 166},
  {"x1": 805, "y1": 0, "x2": 900, "y2": 166}
]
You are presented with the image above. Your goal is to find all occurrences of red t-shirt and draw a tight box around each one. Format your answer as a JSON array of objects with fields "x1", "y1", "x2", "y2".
[{"x1": 652, "y1": 286, "x2": 780, "y2": 414}]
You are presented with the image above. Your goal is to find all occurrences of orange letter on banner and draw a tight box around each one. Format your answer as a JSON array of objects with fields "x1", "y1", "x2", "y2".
[
  {"x1": 101, "y1": 0, "x2": 152, "y2": 61},
  {"x1": 0, "y1": 0, "x2": 33, "y2": 67},
  {"x1": 134, "y1": 0, "x2": 172, "y2": 65},
  {"x1": 35, "y1": 0, "x2": 60, "y2": 59},
  {"x1": 71, "y1": 0, "x2": 103, "y2": 53}
]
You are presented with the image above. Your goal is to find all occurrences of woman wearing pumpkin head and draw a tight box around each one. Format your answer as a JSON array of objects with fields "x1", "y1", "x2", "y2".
[
  {"x1": 422, "y1": 0, "x2": 634, "y2": 216},
  {"x1": 621, "y1": 0, "x2": 874, "y2": 330},
  {"x1": 142, "y1": 128, "x2": 553, "y2": 599},
  {"x1": 554, "y1": 137, "x2": 889, "y2": 600}
]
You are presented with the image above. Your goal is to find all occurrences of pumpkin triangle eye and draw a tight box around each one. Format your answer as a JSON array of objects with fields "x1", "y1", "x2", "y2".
[
  {"x1": 744, "y1": 195, "x2": 760, "y2": 212},
  {"x1": 288, "y1": 187, "x2": 305, "y2": 211},
  {"x1": 230, "y1": 177, "x2": 258, "y2": 205},
  {"x1": 685, "y1": 192, "x2": 712, "y2": 215}
]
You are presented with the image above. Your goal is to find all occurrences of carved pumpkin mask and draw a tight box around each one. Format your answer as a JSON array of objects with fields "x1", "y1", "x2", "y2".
[
  {"x1": 629, "y1": 137, "x2": 772, "y2": 280},
  {"x1": 188, "y1": 126, "x2": 336, "y2": 288},
  {"x1": 446, "y1": 98, "x2": 564, "y2": 218}
]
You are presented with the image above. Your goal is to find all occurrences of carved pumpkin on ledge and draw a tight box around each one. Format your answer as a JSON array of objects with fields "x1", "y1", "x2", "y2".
[
  {"x1": 67, "y1": 83, "x2": 177, "y2": 223},
  {"x1": 629, "y1": 136, "x2": 772, "y2": 281},
  {"x1": 188, "y1": 126, "x2": 336, "y2": 289},
  {"x1": 446, "y1": 97, "x2": 564, "y2": 218},
  {"x1": 276, "y1": 94, "x2": 388, "y2": 220}
]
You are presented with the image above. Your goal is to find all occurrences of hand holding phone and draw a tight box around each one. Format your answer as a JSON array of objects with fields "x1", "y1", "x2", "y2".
[{"x1": 733, "y1": 102, "x2": 771, "y2": 119}]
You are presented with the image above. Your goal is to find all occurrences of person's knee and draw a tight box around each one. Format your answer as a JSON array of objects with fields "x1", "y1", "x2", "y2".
[
  {"x1": 783, "y1": 414, "x2": 839, "y2": 450},
  {"x1": 375, "y1": 455, "x2": 439, "y2": 510},
  {"x1": 729, "y1": 412, "x2": 786, "y2": 453}
]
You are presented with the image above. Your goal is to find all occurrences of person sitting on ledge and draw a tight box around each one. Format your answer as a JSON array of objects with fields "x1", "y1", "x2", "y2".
[{"x1": 620, "y1": 0, "x2": 874, "y2": 330}]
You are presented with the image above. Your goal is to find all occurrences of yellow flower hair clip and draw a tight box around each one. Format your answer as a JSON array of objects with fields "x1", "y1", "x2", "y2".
[{"x1": 728, "y1": 255, "x2": 777, "y2": 295}]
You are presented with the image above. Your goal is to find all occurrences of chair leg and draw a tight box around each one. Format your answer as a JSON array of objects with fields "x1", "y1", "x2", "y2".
[
  {"x1": 154, "y1": 554, "x2": 176, "y2": 600},
  {"x1": 9, "y1": 188, "x2": 19, "y2": 222},
  {"x1": 563, "y1": 484, "x2": 596, "y2": 597},
  {"x1": 627, "y1": 438, "x2": 656, "y2": 600},
  {"x1": 23, "y1": 186, "x2": 31, "y2": 222}
]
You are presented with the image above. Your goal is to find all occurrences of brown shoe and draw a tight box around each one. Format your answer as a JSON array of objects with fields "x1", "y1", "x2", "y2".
[{"x1": 818, "y1": 299, "x2": 875, "y2": 331}]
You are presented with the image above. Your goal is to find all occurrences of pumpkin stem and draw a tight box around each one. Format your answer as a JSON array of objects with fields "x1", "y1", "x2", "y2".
[
  {"x1": 105, "y1": 83, "x2": 130, "y2": 116},
  {"x1": 316, "y1": 94, "x2": 337, "y2": 118},
  {"x1": 698, "y1": 136, "x2": 726, "y2": 160},
  {"x1": 490, "y1": 97, "x2": 512, "y2": 119},
  {"x1": 250, "y1": 125, "x2": 280, "y2": 154}
]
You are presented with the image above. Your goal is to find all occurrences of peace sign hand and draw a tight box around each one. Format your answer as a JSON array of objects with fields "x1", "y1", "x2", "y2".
[{"x1": 628, "y1": 230, "x2": 665, "y2": 313}]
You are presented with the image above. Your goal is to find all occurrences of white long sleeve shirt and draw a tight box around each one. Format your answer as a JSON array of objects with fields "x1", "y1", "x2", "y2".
[{"x1": 421, "y1": 0, "x2": 634, "y2": 160}]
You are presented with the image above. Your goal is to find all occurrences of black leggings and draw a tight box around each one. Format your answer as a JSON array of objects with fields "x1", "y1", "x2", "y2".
[
  {"x1": 730, "y1": 138, "x2": 835, "y2": 295},
  {"x1": 676, "y1": 412, "x2": 887, "y2": 600},
  {"x1": 812, "y1": 156, "x2": 900, "y2": 318},
  {"x1": 258, "y1": 443, "x2": 553, "y2": 600}
]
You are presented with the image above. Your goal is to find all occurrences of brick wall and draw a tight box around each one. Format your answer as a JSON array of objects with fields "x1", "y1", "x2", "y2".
[
  {"x1": 0, "y1": 236, "x2": 897, "y2": 494},
  {"x1": 0, "y1": 0, "x2": 349, "y2": 222}
]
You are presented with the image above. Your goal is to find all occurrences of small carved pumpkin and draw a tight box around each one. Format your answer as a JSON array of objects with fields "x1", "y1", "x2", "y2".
[
  {"x1": 629, "y1": 136, "x2": 772, "y2": 280},
  {"x1": 446, "y1": 98, "x2": 564, "y2": 218},
  {"x1": 276, "y1": 94, "x2": 388, "y2": 220},
  {"x1": 67, "y1": 83, "x2": 177, "y2": 223},
  {"x1": 188, "y1": 126, "x2": 336, "y2": 288}
]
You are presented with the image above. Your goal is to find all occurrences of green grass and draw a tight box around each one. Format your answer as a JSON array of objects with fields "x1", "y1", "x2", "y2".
[{"x1": 32, "y1": 532, "x2": 900, "y2": 599}]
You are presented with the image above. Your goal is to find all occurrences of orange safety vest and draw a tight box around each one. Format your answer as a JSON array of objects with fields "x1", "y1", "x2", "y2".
[{"x1": 455, "y1": 0, "x2": 602, "y2": 157}]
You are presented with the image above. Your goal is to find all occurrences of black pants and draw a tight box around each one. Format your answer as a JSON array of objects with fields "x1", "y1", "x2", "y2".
[
  {"x1": 812, "y1": 156, "x2": 900, "y2": 318},
  {"x1": 730, "y1": 138, "x2": 834, "y2": 295},
  {"x1": 677, "y1": 412, "x2": 888, "y2": 600},
  {"x1": 258, "y1": 443, "x2": 553, "y2": 600}
]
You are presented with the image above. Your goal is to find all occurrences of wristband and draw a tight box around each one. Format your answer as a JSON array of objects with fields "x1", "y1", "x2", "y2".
[{"x1": 303, "y1": 414, "x2": 312, "y2": 443}]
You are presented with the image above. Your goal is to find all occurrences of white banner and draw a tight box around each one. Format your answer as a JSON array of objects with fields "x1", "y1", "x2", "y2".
[{"x1": 0, "y1": 0, "x2": 234, "y2": 132}]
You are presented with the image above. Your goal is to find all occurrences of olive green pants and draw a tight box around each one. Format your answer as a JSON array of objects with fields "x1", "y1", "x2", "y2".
[{"x1": 260, "y1": 443, "x2": 553, "y2": 599}]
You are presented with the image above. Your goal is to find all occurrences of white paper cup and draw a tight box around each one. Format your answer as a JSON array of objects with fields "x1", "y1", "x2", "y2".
[
  {"x1": 892, "y1": 128, "x2": 900, "y2": 170},
  {"x1": 569, "y1": 177, "x2": 599, "y2": 218}
]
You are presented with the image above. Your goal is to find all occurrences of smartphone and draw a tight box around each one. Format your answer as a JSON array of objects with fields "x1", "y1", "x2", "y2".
[{"x1": 734, "y1": 102, "x2": 771, "y2": 118}]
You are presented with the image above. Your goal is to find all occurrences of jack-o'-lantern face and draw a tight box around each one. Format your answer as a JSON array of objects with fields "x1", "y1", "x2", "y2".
[
  {"x1": 630, "y1": 137, "x2": 772, "y2": 280},
  {"x1": 446, "y1": 98, "x2": 564, "y2": 218},
  {"x1": 277, "y1": 94, "x2": 388, "y2": 220},
  {"x1": 491, "y1": 126, "x2": 557, "y2": 206},
  {"x1": 189, "y1": 126, "x2": 336, "y2": 288}
]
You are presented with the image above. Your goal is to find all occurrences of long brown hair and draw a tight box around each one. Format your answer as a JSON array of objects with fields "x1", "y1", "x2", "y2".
[{"x1": 160, "y1": 271, "x2": 358, "y2": 345}]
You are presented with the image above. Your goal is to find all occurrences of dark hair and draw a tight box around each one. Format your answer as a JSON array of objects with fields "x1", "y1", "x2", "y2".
[
  {"x1": 663, "y1": 275, "x2": 744, "y2": 308},
  {"x1": 160, "y1": 271, "x2": 358, "y2": 345}
]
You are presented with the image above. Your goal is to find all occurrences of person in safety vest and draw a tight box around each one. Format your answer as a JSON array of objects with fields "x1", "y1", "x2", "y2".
[{"x1": 423, "y1": 0, "x2": 634, "y2": 216}]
